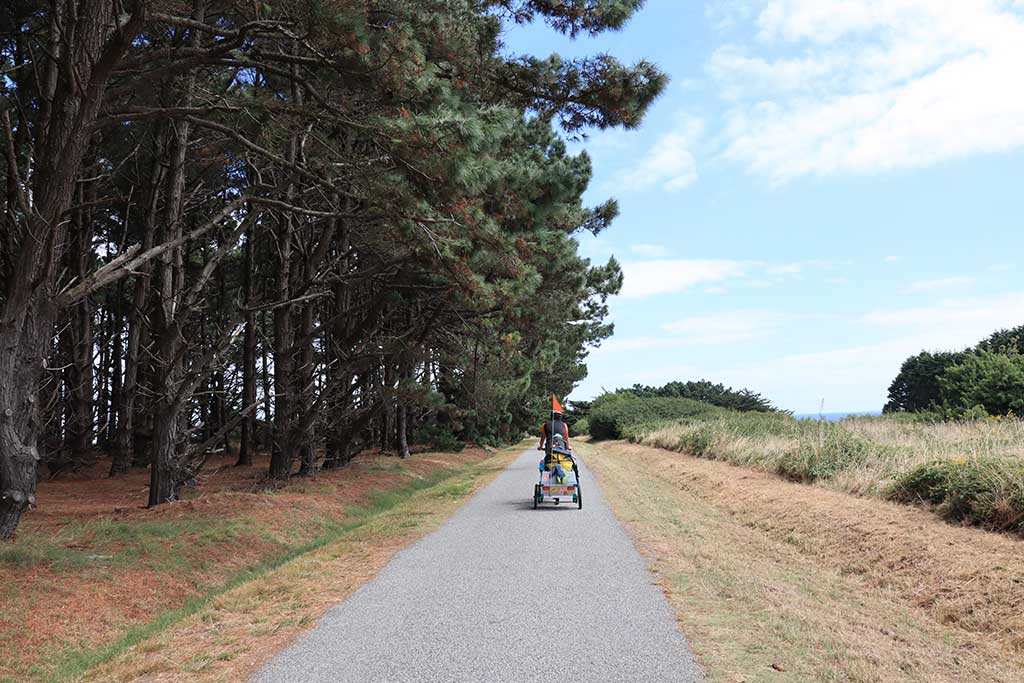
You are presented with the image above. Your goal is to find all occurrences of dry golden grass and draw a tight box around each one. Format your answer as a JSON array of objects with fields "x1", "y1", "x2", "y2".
[
  {"x1": 582, "y1": 439, "x2": 1024, "y2": 682},
  {"x1": 637, "y1": 414, "x2": 1024, "y2": 507}
]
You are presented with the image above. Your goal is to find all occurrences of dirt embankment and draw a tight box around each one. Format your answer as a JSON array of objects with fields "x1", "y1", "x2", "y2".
[{"x1": 584, "y1": 440, "x2": 1024, "y2": 683}]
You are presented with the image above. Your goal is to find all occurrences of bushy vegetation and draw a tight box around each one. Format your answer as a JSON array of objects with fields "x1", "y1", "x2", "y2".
[
  {"x1": 891, "y1": 457, "x2": 1024, "y2": 532},
  {"x1": 632, "y1": 411, "x2": 1024, "y2": 533},
  {"x1": 587, "y1": 393, "x2": 722, "y2": 440},
  {"x1": 885, "y1": 325, "x2": 1024, "y2": 418},
  {"x1": 618, "y1": 380, "x2": 778, "y2": 413},
  {"x1": 939, "y1": 351, "x2": 1024, "y2": 417}
]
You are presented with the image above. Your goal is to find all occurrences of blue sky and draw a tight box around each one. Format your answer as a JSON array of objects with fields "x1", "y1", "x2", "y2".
[{"x1": 503, "y1": 0, "x2": 1024, "y2": 413}]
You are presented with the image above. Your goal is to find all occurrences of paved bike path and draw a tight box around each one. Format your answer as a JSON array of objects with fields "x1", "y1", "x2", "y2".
[{"x1": 253, "y1": 448, "x2": 703, "y2": 682}]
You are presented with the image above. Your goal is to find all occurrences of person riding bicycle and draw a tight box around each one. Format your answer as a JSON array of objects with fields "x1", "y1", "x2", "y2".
[
  {"x1": 538, "y1": 410, "x2": 571, "y2": 453},
  {"x1": 538, "y1": 410, "x2": 574, "y2": 483}
]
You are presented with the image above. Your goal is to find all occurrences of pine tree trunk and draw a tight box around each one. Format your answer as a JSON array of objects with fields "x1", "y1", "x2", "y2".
[
  {"x1": 0, "y1": 0, "x2": 138, "y2": 535},
  {"x1": 269, "y1": 90, "x2": 301, "y2": 479},
  {"x1": 296, "y1": 301, "x2": 316, "y2": 476},
  {"x1": 111, "y1": 154, "x2": 162, "y2": 476},
  {"x1": 0, "y1": 306, "x2": 51, "y2": 538},
  {"x1": 260, "y1": 311, "x2": 272, "y2": 449},
  {"x1": 108, "y1": 285, "x2": 123, "y2": 447},
  {"x1": 148, "y1": 406, "x2": 181, "y2": 507},
  {"x1": 269, "y1": 274, "x2": 294, "y2": 478},
  {"x1": 397, "y1": 402, "x2": 410, "y2": 459},
  {"x1": 66, "y1": 186, "x2": 95, "y2": 465},
  {"x1": 237, "y1": 231, "x2": 256, "y2": 466},
  {"x1": 147, "y1": 13, "x2": 197, "y2": 502}
]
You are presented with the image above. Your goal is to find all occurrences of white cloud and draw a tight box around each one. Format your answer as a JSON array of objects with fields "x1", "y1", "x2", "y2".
[
  {"x1": 861, "y1": 291, "x2": 1024, "y2": 333},
  {"x1": 618, "y1": 257, "x2": 843, "y2": 298},
  {"x1": 616, "y1": 291, "x2": 1024, "y2": 412},
  {"x1": 711, "y1": 0, "x2": 1024, "y2": 182},
  {"x1": 596, "y1": 310, "x2": 784, "y2": 352},
  {"x1": 616, "y1": 116, "x2": 703, "y2": 192},
  {"x1": 663, "y1": 310, "x2": 785, "y2": 342},
  {"x1": 629, "y1": 243, "x2": 671, "y2": 258},
  {"x1": 619, "y1": 259, "x2": 745, "y2": 298},
  {"x1": 885, "y1": 255, "x2": 900, "y2": 263},
  {"x1": 711, "y1": 336, "x2": 934, "y2": 412},
  {"x1": 905, "y1": 276, "x2": 975, "y2": 293},
  {"x1": 714, "y1": 292, "x2": 1024, "y2": 411}
]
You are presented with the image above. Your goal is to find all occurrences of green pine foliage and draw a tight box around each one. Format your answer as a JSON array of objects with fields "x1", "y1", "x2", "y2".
[
  {"x1": 885, "y1": 325, "x2": 1024, "y2": 418},
  {"x1": 619, "y1": 380, "x2": 778, "y2": 413},
  {"x1": 938, "y1": 351, "x2": 1024, "y2": 417},
  {"x1": 0, "y1": 0, "x2": 670, "y2": 528}
]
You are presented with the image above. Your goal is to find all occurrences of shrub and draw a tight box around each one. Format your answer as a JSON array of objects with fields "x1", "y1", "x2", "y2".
[
  {"x1": 890, "y1": 458, "x2": 1024, "y2": 531},
  {"x1": 775, "y1": 427, "x2": 872, "y2": 482},
  {"x1": 618, "y1": 380, "x2": 778, "y2": 412},
  {"x1": 573, "y1": 417, "x2": 589, "y2": 436},
  {"x1": 939, "y1": 350, "x2": 1024, "y2": 417},
  {"x1": 588, "y1": 393, "x2": 720, "y2": 440}
]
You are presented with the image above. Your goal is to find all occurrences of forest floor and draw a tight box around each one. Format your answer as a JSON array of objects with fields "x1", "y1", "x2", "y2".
[
  {"x1": 1, "y1": 444, "x2": 522, "y2": 683},
  {"x1": 581, "y1": 439, "x2": 1024, "y2": 683}
]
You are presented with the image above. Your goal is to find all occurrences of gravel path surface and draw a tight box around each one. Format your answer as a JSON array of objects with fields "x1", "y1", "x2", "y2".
[{"x1": 252, "y1": 447, "x2": 702, "y2": 683}]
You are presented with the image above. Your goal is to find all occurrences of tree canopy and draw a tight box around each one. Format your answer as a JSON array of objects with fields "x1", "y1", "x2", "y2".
[
  {"x1": 884, "y1": 324, "x2": 1024, "y2": 417},
  {"x1": 618, "y1": 380, "x2": 779, "y2": 413},
  {"x1": 0, "y1": 0, "x2": 665, "y2": 538}
]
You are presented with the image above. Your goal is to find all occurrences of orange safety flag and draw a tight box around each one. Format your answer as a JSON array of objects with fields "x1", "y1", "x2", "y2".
[{"x1": 551, "y1": 394, "x2": 564, "y2": 413}]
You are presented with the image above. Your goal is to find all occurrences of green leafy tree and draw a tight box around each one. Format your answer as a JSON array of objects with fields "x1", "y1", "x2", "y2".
[
  {"x1": 883, "y1": 351, "x2": 968, "y2": 413},
  {"x1": 976, "y1": 325, "x2": 1024, "y2": 355},
  {"x1": 939, "y1": 351, "x2": 1024, "y2": 417},
  {"x1": 620, "y1": 380, "x2": 778, "y2": 413}
]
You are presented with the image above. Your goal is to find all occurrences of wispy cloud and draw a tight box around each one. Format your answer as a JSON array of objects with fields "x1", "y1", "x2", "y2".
[
  {"x1": 615, "y1": 115, "x2": 703, "y2": 192},
  {"x1": 905, "y1": 276, "x2": 975, "y2": 293},
  {"x1": 861, "y1": 291, "x2": 1024, "y2": 333},
  {"x1": 629, "y1": 243, "x2": 672, "y2": 258},
  {"x1": 597, "y1": 310, "x2": 785, "y2": 352},
  {"x1": 663, "y1": 310, "x2": 786, "y2": 342},
  {"x1": 710, "y1": 0, "x2": 1024, "y2": 183},
  {"x1": 618, "y1": 257, "x2": 845, "y2": 299},
  {"x1": 619, "y1": 259, "x2": 746, "y2": 298},
  {"x1": 885, "y1": 255, "x2": 900, "y2": 263}
]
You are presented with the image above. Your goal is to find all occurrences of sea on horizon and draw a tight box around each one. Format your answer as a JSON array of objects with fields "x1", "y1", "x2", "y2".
[{"x1": 794, "y1": 411, "x2": 883, "y2": 421}]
